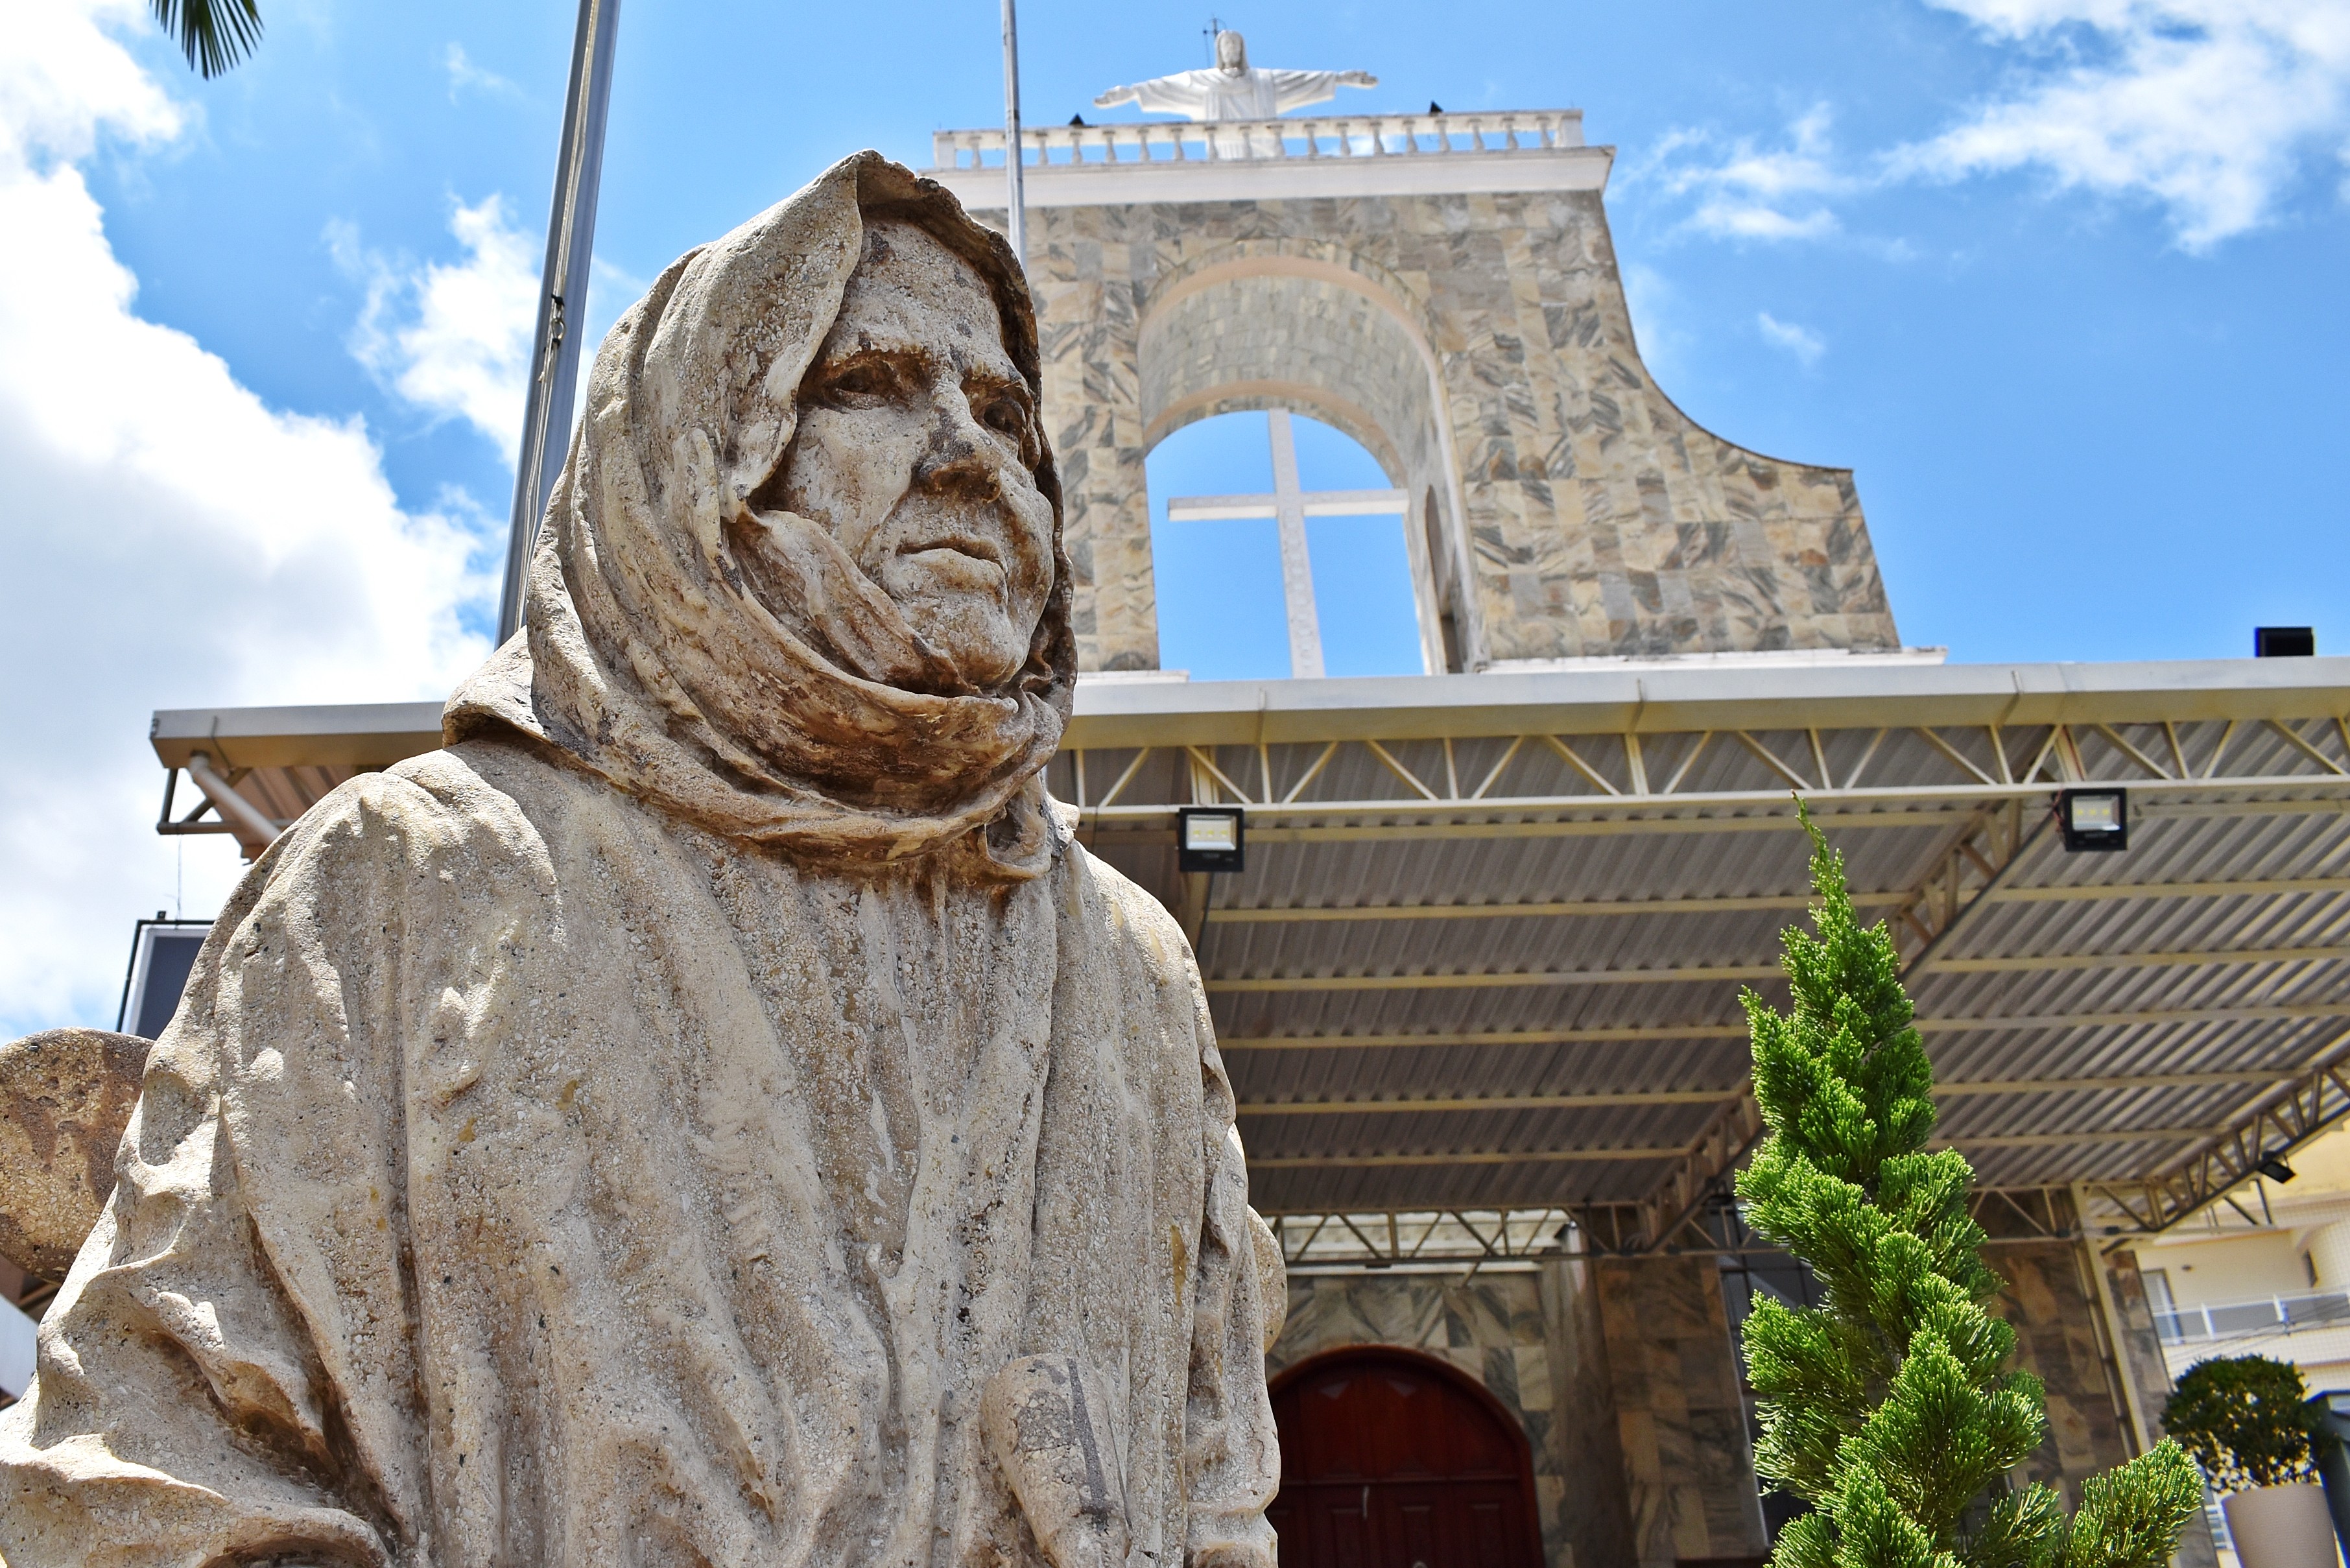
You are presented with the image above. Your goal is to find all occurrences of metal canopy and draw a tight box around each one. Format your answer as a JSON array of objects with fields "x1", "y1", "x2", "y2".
[{"x1": 149, "y1": 656, "x2": 2350, "y2": 1258}]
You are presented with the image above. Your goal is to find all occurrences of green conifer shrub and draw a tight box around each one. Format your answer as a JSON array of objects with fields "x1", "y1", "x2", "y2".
[{"x1": 1735, "y1": 805, "x2": 2202, "y2": 1568}]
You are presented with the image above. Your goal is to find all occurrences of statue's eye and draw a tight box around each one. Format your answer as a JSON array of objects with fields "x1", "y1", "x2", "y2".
[
  {"x1": 827, "y1": 363, "x2": 891, "y2": 399},
  {"x1": 982, "y1": 396, "x2": 1028, "y2": 436}
]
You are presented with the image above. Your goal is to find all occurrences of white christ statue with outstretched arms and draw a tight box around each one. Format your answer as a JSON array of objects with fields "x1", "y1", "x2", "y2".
[{"x1": 1096, "y1": 29, "x2": 1376, "y2": 123}]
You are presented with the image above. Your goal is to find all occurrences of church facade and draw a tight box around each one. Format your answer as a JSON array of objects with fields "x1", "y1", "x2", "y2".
[{"x1": 930, "y1": 107, "x2": 1904, "y2": 679}]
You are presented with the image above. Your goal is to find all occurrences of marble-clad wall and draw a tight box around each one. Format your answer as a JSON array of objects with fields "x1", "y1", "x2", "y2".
[
  {"x1": 1272, "y1": 1261, "x2": 1770, "y2": 1568},
  {"x1": 2102, "y1": 1251, "x2": 2222, "y2": 1568},
  {"x1": 1268, "y1": 1248, "x2": 2205, "y2": 1568},
  {"x1": 1586, "y1": 1256, "x2": 1770, "y2": 1568},
  {"x1": 999, "y1": 186, "x2": 1903, "y2": 671},
  {"x1": 1990, "y1": 1243, "x2": 2133, "y2": 1501},
  {"x1": 1542, "y1": 1256, "x2": 1640, "y2": 1568}
]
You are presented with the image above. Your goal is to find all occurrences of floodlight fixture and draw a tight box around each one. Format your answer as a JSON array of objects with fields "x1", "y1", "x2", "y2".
[
  {"x1": 1178, "y1": 807, "x2": 1246, "y2": 873},
  {"x1": 2255, "y1": 626, "x2": 2316, "y2": 658},
  {"x1": 2058, "y1": 788, "x2": 2128, "y2": 853},
  {"x1": 117, "y1": 914, "x2": 214, "y2": 1039},
  {"x1": 2256, "y1": 1152, "x2": 2297, "y2": 1184}
]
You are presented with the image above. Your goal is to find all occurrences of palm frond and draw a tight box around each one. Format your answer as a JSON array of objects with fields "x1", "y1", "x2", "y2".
[{"x1": 150, "y1": 0, "x2": 265, "y2": 79}]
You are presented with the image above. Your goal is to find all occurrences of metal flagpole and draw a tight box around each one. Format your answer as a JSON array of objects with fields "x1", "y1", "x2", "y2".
[
  {"x1": 497, "y1": 0, "x2": 624, "y2": 646},
  {"x1": 1000, "y1": 0, "x2": 1026, "y2": 267}
]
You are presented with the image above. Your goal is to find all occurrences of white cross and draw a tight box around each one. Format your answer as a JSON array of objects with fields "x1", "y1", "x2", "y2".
[{"x1": 1163, "y1": 410, "x2": 1406, "y2": 679}]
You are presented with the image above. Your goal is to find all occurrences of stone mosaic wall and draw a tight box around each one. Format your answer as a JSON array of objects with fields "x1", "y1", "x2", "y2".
[
  {"x1": 1585, "y1": 1256, "x2": 1770, "y2": 1568},
  {"x1": 1540, "y1": 1255, "x2": 1637, "y2": 1568},
  {"x1": 1990, "y1": 1243, "x2": 2134, "y2": 1503},
  {"x1": 981, "y1": 188, "x2": 1903, "y2": 671},
  {"x1": 1272, "y1": 1261, "x2": 1772, "y2": 1568},
  {"x1": 1270, "y1": 1248, "x2": 2214, "y2": 1568},
  {"x1": 2103, "y1": 1250, "x2": 2223, "y2": 1568},
  {"x1": 1985, "y1": 1241, "x2": 2220, "y2": 1568},
  {"x1": 1271, "y1": 1270, "x2": 1573, "y2": 1563}
]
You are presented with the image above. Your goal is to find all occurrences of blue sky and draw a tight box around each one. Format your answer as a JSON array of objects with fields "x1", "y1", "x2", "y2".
[{"x1": 2, "y1": 0, "x2": 2346, "y2": 1029}]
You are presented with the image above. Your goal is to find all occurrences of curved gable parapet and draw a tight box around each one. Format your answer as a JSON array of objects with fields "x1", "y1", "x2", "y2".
[
  {"x1": 1428, "y1": 188, "x2": 1899, "y2": 661},
  {"x1": 997, "y1": 152, "x2": 1902, "y2": 671}
]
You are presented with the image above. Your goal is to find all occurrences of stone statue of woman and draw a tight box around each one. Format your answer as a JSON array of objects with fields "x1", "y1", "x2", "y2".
[{"x1": 0, "y1": 152, "x2": 1283, "y2": 1568}]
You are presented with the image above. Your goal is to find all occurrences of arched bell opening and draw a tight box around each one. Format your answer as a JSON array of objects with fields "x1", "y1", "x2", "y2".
[
  {"x1": 1268, "y1": 1344, "x2": 1545, "y2": 1568},
  {"x1": 1145, "y1": 410, "x2": 1425, "y2": 680},
  {"x1": 1136, "y1": 257, "x2": 1476, "y2": 675}
]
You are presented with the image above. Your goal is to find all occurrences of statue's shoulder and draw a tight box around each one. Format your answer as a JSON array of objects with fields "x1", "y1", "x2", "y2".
[
  {"x1": 390, "y1": 734, "x2": 575, "y2": 816},
  {"x1": 268, "y1": 735, "x2": 569, "y2": 872},
  {"x1": 1058, "y1": 836, "x2": 1195, "y2": 966}
]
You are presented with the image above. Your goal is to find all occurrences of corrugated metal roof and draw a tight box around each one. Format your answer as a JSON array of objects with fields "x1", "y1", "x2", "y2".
[{"x1": 148, "y1": 658, "x2": 2350, "y2": 1231}]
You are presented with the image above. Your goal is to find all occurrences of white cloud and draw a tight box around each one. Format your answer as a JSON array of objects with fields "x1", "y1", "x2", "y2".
[
  {"x1": 0, "y1": 0, "x2": 179, "y2": 165},
  {"x1": 345, "y1": 193, "x2": 540, "y2": 450},
  {"x1": 1904, "y1": 0, "x2": 2350, "y2": 248},
  {"x1": 1757, "y1": 312, "x2": 1827, "y2": 365},
  {"x1": 0, "y1": 0, "x2": 493, "y2": 1035},
  {"x1": 444, "y1": 42, "x2": 519, "y2": 101},
  {"x1": 1637, "y1": 1, "x2": 2350, "y2": 252},
  {"x1": 1635, "y1": 107, "x2": 1850, "y2": 243}
]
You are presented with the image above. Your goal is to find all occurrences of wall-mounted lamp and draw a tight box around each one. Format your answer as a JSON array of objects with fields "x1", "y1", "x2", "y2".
[
  {"x1": 2058, "y1": 788, "x2": 2128, "y2": 853},
  {"x1": 1178, "y1": 807, "x2": 1246, "y2": 873}
]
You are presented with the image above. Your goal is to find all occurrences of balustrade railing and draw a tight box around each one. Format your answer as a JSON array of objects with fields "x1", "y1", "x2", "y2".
[
  {"x1": 930, "y1": 108, "x2": 1584, "y2": 172},
  {"x1": 2154, "y1": 1289, "x2": 2350, "y2": 1344}
]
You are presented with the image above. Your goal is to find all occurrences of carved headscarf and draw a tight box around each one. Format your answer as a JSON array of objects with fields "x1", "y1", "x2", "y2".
[{"x1": 447, "y1": 152, "x2": 1074, "y2": 878}]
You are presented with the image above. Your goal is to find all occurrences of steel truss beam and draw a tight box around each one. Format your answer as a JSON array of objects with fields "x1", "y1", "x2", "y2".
[
  {"x1": 1113, "y1": 713, "x2": 2350, "y2": 1246},
  {"x1": 1259, "y1": 1187, "x2": 2090, "y2": 1267},
  {"x1": 1215, "y1": 1004, "x2": 2350, "y2": 1052},
  {"x1": 1594, "y1": 792, "x2": 2053, "y2": 1252},
  {"x1": 1082, "y1": 786, "x2": 2350, "y2": 849},
  {"x1": 1235, "y1": 1070, "x2": 2310, "y2": 1118},
  {"x1": 1267, "y1": 1207, "x2": 1583, "y2": 1269},
  {"x1": 1063, "y1": 719, "x2": 2350, "y2": 827},
  {"x1": 1204, "y1": 944, "x2": 2346, "y2": 993},
  {"x1": 2082, "y1": 1028, "x2": 2350, "y2": 1234},
  {"x1": 1628, "y1": 1094, "x2": 1767, "y2": 1252},
  {"x1": 1203, "y1": 876, "x2": 2350, "y2": 925}
]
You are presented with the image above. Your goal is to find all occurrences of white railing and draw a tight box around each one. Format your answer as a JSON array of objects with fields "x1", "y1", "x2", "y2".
[
  {"x1": 929, "y1": 108, "x2": 1584, "y2": 172},
  {"x1": 2156, "y1": 1289, "x2": 2350, "y2": 1345}
]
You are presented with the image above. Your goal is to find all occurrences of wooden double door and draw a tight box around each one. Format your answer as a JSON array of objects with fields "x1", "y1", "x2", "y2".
[{"x1": 1267, "y1": 1346, "x2": 1544, "y2": 1568}]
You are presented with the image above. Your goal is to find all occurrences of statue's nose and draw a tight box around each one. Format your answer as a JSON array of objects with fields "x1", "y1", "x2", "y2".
[{"x1": 916, "y1": 385, "x2": 1002, "y2": 491}]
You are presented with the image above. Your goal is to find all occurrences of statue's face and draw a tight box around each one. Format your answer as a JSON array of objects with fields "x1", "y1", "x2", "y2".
[
  {"x1": 1215, "y1": 30, "x2": 1246, "y2": 71},
  {"x1": 770, "y1": 220, "x2": 1052, "y2": 689}
]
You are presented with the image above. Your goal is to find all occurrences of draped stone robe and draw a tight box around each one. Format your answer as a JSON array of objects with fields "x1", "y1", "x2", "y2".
[
  {"x1": 0, "y1": 738, "x2": 1279, "y2": 1567},
  {"x1": 3, "y1": 150, "x2": 1281, "y2": 1567}
]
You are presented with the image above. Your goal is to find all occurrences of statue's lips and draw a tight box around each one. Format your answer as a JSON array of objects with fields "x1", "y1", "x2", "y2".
[{"x1": 897, "y1": 536, "x2": 1006, "y2": 586}]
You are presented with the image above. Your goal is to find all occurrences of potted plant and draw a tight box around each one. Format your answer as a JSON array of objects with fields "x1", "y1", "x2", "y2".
[{"x1": 2165, "y1": 1355, "x2": 2338, "y2": 1568}]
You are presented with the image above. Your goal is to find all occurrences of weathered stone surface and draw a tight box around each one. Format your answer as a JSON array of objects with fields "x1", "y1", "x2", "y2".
[
  {"x1": 0, "y1": 152, "x2": 1280, "y2": 1568},
  {"x1": 977, "y1": 187, "x2": 1903, "y2": 672},
  {"x1": 0, "y1": 1029, "x2": 145, "y2": 1281},
  {"x1": 1540, "y1": 1254, "x2": 1637, "y2": 1568}
]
